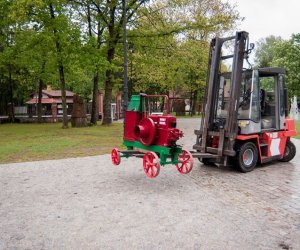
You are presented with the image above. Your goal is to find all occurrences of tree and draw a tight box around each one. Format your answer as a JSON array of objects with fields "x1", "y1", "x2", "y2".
[
  {"x1": 98, "y1": 0, "x2": 148, "y2": 125},
  {"x1": 127, "y1": 0, "x2": 241, "y2": 109},
  {"x1": 69, "y1": 0, "x2": 108, "y2": 125},
  {"x1": 0, "y1": 0, "x2": 241, "y2": 125},
  {"x1": 69, "y1": 0, "x2": 148, "y2": 125},
  {"x1": 254, "y1": 34, "x2": 300, "y2": 99},
  {"x1": 9, "y1": 0, "x2": 82, "y2": 128},
  {"x1": 48, "y1": 2, "x2": 69, "y2": 128},
  {"x1": 272, "y1": 34, "x2": 300, "y2": 98},
  {"x1": 0, "y1": 0, "x2": 17, "y2": 120},
  {"x1": 254, "y1": 35, "x2": 283, "y2": 68},
  {"x1": 13, "y1": 30, "x2": 50, "y2": 123}
]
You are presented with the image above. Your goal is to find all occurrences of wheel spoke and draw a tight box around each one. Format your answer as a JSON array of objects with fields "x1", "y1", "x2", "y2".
[
  {"x1": 145, "y1": 154, "x2": 150, "y2": 163},
  {"x1": 145, "y1": 164, "x2": 150, "y2": 172},
  {"x1": 185, "y1": 162, "x2": 190, "y2": 172},
  {"x1": 182, "y1": 151, "x2": 186, "y2": 161},
  {"x1": 150, "y1": 166, "x2": 155, "y2": 177},
  {"x1": 184, "y1": 163, "x2": 189, "y2": 173},
  {"x1": 184, "y1": 164, "x2": 187, "y2": 173}
]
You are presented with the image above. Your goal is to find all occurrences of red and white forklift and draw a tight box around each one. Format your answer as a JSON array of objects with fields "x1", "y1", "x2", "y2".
[{"x1": 193, "y1": 31, "x2": 297, "y2": 172}]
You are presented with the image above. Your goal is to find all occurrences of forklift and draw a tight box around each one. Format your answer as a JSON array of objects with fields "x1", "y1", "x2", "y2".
[{"x1": 193, "y1": 31, "x2": 297, "y2": 172}]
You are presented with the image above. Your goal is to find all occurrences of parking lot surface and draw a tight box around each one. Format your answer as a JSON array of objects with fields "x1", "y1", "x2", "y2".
[{"x1": 1, "y1": 118, "x2": 300, "y2": 249}]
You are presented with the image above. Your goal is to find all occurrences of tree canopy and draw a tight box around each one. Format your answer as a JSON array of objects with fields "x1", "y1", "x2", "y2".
[
  {"x1": 0, "y1": 0, "x2": 242, "y2": 124},
  {"x1": 254, "y1": 35, "x2": 283, "y2": 68},
  {"x1": 254, "y1": 34, "x2": 300, "y2": 98},
  {"x1": 272, "y1": 34, "x2": 300, "y2": 98}
]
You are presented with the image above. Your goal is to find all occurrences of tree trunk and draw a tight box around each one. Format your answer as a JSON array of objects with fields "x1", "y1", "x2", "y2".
[
  {"x1": 59, "y1": 65, "x2": 68, "y2": 128},
  {"x1": 128, "y1": 60, "x2": 134, "y2": 99},
  {"x1": 90, "y1": 71, "x2": 99, "y2": 124},
  {"x1": 37, "y1": 78, "x2": 43, "y2": 123},
  {"x1": 8, "y1": 70, "x2": 15, "y2": 122},
  {"x1": 90, "y1": 15, "x2": 102, "y2": 125},
  {"x1": 103, "y1": 68, "x2": 114, "y2": 124},
  {"x1": 122, "y1": 0, "x2": 128, "y2": 116},
  {"x1": 49, "y1": 3, "x2": 68, "y2": 128},
  {"x1": 192, "y1": 90, "x2": 197, "y2": 116},
  {"x1": 189, "y1": 89, "x2": 193, "y2": 116},
  {"x1": 37, "y1": 61, "x2": 46, "y2": 123},
  {"x1": 87, "y1": 2, "x2": 92, "y2": 37},
  {"x1": 102, "y1": 44, "x2": 116, "y2": 125}
]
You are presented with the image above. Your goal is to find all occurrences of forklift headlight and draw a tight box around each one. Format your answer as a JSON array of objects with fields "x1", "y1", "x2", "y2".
[{"x1": 238, "y1": 120, "x2": 250, "y2": 128}]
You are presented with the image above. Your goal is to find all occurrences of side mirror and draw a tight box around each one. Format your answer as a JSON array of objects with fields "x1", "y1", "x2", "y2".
[{"x1": 246, "y1": 43, "x2": 255, "y2": 55}]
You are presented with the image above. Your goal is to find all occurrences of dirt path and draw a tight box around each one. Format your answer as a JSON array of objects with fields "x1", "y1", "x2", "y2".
[{"x1": 1, "y1": 118, "x2": 300, "y2": 249}]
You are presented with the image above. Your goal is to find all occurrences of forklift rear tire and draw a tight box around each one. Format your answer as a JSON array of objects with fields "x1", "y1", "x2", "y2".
[
  {"x1": 279, "y1": 140, "x2": 296, "y2": 162},
  {"x1": 234, "y1": 142, "x2": 258, "y2": 173}
]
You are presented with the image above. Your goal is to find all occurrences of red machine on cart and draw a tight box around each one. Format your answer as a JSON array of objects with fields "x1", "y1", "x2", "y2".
[{"x1": 111, "y1": 94, "x2": 194, "y2": 178}]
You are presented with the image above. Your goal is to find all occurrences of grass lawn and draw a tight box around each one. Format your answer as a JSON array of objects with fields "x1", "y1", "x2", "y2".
[
  {"x1": 0, "y1": 120, "x2": 299, "y2": 164},
  {"x1": 0, "y1": 122, "x2": 123, "y2": 164},
  {"x1": 295, "y1": 121, "x2": 300, "y2": 139}
]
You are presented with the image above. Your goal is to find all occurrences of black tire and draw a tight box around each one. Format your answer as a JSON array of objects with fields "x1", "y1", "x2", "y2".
[
  {"x1": 199, "y1": 158, "x2": 215, "y2": 166},
  {"x1": 234, "y1": 142, "x2": 258, "y2": 173},
  {"x1": 279, "y1": 140, "x2": 296, "y2": 162}
]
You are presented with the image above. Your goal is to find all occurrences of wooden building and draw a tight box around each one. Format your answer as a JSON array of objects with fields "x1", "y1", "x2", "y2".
[
  {"x1": 26, "y1": 86, "x2": 123, "y2": 122},
  {"x1": 26, "y1": 89, "x2": 74, "y2": 120}
]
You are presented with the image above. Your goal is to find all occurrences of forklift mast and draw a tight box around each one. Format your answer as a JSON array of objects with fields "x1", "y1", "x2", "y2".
[{"x1": 194, "y1": 31, "x2": 251, "y2": 157}]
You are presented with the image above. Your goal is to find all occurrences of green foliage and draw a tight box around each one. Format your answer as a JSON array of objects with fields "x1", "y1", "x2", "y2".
[
  {"x1": 254, "y1": 35, "x2": 283, "y2": 68},
  {"x1": 272, "y1": 34, "x2": 300, "y2": 98},
  {"x1": 254, "y1": 34, "x2": 300, "y2": 99},
  {"x1": 0, "y1": 0, "x2": 241, "y2": 119},
  {"x1": 127, "y1": 0, "x2": 240, "y2": 98},
  {"x1": 295, "y1": 121, "x2": 300, "y2": 139},
  {"x1": 260, "y1": 77, "x2": 274, "y2": 92}
]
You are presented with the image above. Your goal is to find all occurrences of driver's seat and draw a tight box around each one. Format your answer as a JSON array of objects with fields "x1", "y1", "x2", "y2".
[{"x1": 260, "y1": 89, "x2": 266, "y2": 115}]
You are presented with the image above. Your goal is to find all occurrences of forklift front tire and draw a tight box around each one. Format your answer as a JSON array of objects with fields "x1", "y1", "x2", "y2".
[
  {"x1": 234, "y1": 142, "x2": 258, "y2": 173},
  {"x1": 199, "y1": 158, "x2": 215, "y2": 166},
  {"x1": 279, "y1": 140, "x2": 296, "y2": 162}
]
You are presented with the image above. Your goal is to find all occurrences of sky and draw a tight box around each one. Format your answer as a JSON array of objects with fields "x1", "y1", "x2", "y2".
[{"x1": 226, "y1": 0, "x2": 300, "y2": 43}]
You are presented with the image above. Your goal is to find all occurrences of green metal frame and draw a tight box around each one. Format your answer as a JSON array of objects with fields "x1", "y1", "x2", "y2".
[
  {"x1": 123, "y1": 140, "x2": 182, "y2": 166},
  {"x1": 127, "y1": 95, "x2": 142, "y2": 111}
]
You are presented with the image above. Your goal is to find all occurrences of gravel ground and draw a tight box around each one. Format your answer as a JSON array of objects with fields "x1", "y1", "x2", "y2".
[{"x1": 0, "y1": 118, "x2": 300, "y2": 249}]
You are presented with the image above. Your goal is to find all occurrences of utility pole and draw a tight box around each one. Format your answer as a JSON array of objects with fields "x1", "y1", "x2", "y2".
[{"x1": 122, "y1": 0, "x2": 128, "y2": 119}]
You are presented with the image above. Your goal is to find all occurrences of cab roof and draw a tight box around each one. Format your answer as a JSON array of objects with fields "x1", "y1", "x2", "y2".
[{"x1": 258, "y1": 67, "x2": 285, "y2": 76}]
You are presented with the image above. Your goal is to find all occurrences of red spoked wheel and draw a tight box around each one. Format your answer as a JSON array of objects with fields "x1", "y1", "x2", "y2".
[
  {"x1": 143, "y1": 151, "x2": 160, "y2": 178},
  {"x1": 176, "y1": 149, "x2": 194, "y2": 174},
  {"x1": 111, "y1": 148, "x2": 121, "y2": 166}
]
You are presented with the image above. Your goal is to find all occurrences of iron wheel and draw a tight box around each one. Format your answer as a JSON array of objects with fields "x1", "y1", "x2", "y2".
[
  {"x1": 176, "y1": 149, "x2": 193, "y2": 174},
  {"x1": 143, "y1": 151, "x2": 160, "y2": 178}
]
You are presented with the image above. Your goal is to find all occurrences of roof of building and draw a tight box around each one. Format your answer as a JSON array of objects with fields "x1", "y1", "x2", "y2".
[
  {"x1": 29, "y1": 90, "x2": 74, "y2": 98},
  {"x1": 26, "y1": 97, "x2": 74, "y2": 105},
  {"x1": 42, "y1": 90, "x2": 74, "y2": 97},
  {"x1": 27, "y1": 89, "x2": 75, "y2": 105}
]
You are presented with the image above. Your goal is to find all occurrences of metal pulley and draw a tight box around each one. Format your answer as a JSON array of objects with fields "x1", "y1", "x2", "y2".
[{"x1": 134, "y1": 117, "x2": 156, "y2": 146}]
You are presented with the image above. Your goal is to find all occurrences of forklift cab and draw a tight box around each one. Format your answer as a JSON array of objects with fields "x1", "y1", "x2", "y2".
[{"x1": 217, "y1": 68, "x2": 287, "y2": 135}]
